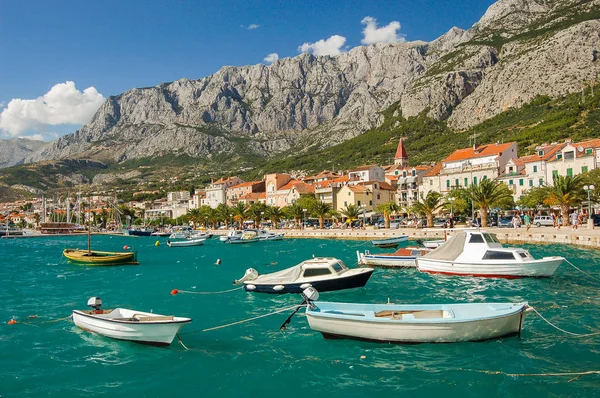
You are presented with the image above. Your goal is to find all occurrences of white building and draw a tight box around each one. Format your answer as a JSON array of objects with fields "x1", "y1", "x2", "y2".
[
  {"x1": 348, "y1": 165, "x2": 385, "y2": 183},
  {"x1": 204, "y1": 176, "x2": 244, "y2": 208}
]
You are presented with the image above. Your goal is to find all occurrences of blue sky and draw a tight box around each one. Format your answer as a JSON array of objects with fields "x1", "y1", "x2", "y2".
[{"x1": 0, "y1": 0, "x2": 495, "y2": 140}]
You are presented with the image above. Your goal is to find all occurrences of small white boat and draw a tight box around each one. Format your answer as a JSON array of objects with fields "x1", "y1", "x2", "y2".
[
  {"x1": 419, "y1": 239, "x2": 446, "y2": 249},
  {"x1": 293, "y1": 288, "x2": 529, "y2": 343},
  {"x1": 72, "y1": 297, "x2": 192, "y2": 346},
  {"x1": 220, "y1": 230, "x2": 243, "y2": 242},
  {"x1": 234, "y1": 257, "x2": 373, "y2": 294},
  {"x1": 357, "y1": 247, "x2": 430, "y2": 268},
  {"x1": 169, "y1": 226, "x2": 194, "y2": 239},
  {"x1": 371, "y1": 236, "x2": 409, "y2": 248},
  {"x1": 167, "y1": 237, "x2": 206, "y2": 247},
  {"x1": 256, "y1": 229, "x2": 284, "y2": 241},
  {"x1": 417, "y1": 230, "x2": 564, "y2": 278},
  {"x1": 228, "y1": 231, "x2": 260, "y2": 244},
  {"x1": 151, "y1": 230, "x2": 171, "y2": 237}
]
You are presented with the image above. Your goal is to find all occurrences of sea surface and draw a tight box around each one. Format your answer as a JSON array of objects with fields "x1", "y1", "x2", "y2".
[{"x1": 1, "y1": 234, "x2": 599, "y2": 397}]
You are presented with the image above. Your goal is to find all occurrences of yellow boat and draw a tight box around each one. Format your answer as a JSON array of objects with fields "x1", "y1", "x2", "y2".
[{"x1": 63, "y1": 248, "x2": 139, "y2": 265}]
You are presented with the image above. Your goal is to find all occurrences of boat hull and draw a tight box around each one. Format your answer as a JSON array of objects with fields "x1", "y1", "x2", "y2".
[
  {"x1": 306, "y1": 302, "x2": 527, "y2": 343},
  {"x1": 72, "y1": 310, "x2": 191, "y2": 346},
  {"x1": 359, "y1": 255, "x2": 417, "y2": 268},
  {"x1": 63, "y1": 249, "x2": 138, "y2": 265},
  {"x1": 244, "y1": 269, "x2": 374, "y2": 294},
  {"x1": 371, "y1": 236, "x2": 408, "y2": 248},
  {"x1": 417, "y1": 257, "x2": 563, "y2": 278},
  {"x1": 127, "y1": 230, "x2": 152, "y2": 236},
  {"x1": 228, "y1": 237, "x2": 260, "y2": 244},
  {"x1": 167, "y1": 238, "x2": 205, "y2": 247}
]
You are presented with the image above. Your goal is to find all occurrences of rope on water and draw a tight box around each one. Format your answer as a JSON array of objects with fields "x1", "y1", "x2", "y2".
[
  {"x1": 177, "y1": 334, "x2": 189, "y2": 350},
  {"x1": 171, "y1": 286, "x2": 243, "y2": 295},
  {"x1": 40, "y1": 315, "x2": 73, "y2": 324},
  {"x1": 564, "y1": 259, "x2": 600, "y2": 283},
  {"x1": 201, "y1": 304, "x2": 303, "y2": 333},
  {"x1": 469, "y1": 369, "x2": 600, "y2": 382},
  {"x1": 530, "y1": 306, "x2": 600, "y2": 337}
]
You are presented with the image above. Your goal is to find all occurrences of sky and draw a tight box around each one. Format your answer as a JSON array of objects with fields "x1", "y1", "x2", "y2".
[{"x1": 0, "y1": 0, "x2": 495, "y2": 141}]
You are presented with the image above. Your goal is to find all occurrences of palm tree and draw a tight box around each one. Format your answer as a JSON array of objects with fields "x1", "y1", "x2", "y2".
[
  {"x1": 376, "y1": 201, "x2": 399, "y2": 229},
  {"x1": 285, "y1": 204, "x2": 305, "y2": 228},
  {"x1": 340, "y1": 204, "x2": 361, "y2": 227},
  {"x1": 232, "y1": 202, "x2": 248, "y2": 227},
  {"x1": 215, "y1": 204, "x2": 232, "y2": 227},
  {"x1": 544, "y1": 174, "x2": 584, "y2": 225},
  {"x1": 470, "y1": 178, "x2": 514, "y2": 227},
  {"x1": 412, "y1": 191, "x2": 445, "y2": 228},
  {"x1": 247, "y1": 203, "x2": 267, "y2": 227},
  {"x1": 100, "y1": 207, "x2": 109, "y2": 229},
  {"x1": 187, "y1": 208, "x2": 202, "y2": 227},
  {"x1": 265, "y1": 206, "x2": 285, "y2": 229},
  {"x1": 311, "y1": 201, "x2": 332, "y2": 229}
]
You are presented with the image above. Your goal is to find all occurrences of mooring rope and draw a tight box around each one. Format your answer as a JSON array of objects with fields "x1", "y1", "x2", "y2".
[
  {"x1": 172, "y1": 286, "x2": 243, "y2": 295},
  {"x1": 564, "y1": 259, "x2": 600, "y2": 283},
  {"x1": 39, "y1": 315, "x2": 73, "y2": 324},
  {"x1": 200, "y1": 304, "x2": 303, "y2": 333},
  {"x1": 530, "y1": 306, "x2": 600, "y2": 337}
]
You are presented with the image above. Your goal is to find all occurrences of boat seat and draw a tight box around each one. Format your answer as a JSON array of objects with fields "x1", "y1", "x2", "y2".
[{"x1": 132, "y1": 315, "x2": 174, "y2": 322}]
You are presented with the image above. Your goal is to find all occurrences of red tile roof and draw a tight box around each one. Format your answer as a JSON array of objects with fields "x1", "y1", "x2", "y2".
[
  {"x1": 424, "y1": 163, "x2": 443, "y2": 177},
  {"x1": 350, "y1": 164, "x2": 379, "y2": 172},
  {"x1": 443, "y1": 142, "x2": 516, "y2": 163},
  {"x1": 519, "y1": 142, "x2": 566, "y2": 163}
]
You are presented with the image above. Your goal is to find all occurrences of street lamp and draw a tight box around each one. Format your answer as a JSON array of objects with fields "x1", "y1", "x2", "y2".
[
  {"x1": 302, "y1": 209, "x2": 307, "y2": 229},
  {"x1": 229, "y1": 213, "x2": 233, "y2": 229},
  {"x1": 205, "y1": 216, "x2": 208, "y2": 228},
  {"x1": 260, "y1": 211, "x2": 264, "y2": 228},
  {"x1": 362, "y1": 204, "x2": 367, "y2": 229},
  {"x1": 584, "y1": 185, "x2": 595, "y2": 219},
  {"x1": 448, "y1": 197, "x2": 456, "y2": 217}
]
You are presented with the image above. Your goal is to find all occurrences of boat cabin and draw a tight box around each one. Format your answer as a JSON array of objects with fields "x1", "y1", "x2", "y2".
[{"x1": 299, "y1": 257, "x2": 349, "y2": 279}]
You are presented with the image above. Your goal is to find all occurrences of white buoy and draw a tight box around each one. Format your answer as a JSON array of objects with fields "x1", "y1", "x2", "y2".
[
  {"x1": 246, "y1": 284, "x2": 256, "y2": 291},
  {"x1": 215, "y1": 259, "x2": 221, "y2": 265},
  {"x1": 273, "y1": 285, "x2": 285, "y2": 291},
  {"x1": 300, "y1": 283, "x2": 312, "y2": 289}
]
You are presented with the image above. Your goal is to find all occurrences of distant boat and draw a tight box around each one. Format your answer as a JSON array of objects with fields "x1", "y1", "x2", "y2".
[
  {"x1": 220, "y1": 229, "x2": 243, "y2": 242},
  {"x1": 72, "y1": 297, "x2": 192, "y2": 346},
  {"x1": 167, "y1": 237, "x2": 206, "y2": 247},
  {"x1": 233, "y1": 257, "x2": 373, "y2": 294},
  {"x1": 371, "y1": 236, "x2": 408, "y2": 248},
  {"x1": 40, "y1": 222, "x2": 83, "y2": 234},
  {"x1": 304, "y1": 299, "x2": 529, "y2": 343},
  {"x1": 417, "y1": 230, "x2": 564, "y2": 278},
  {"x1": 0, "y1": 224, "x2": 24, "y2": 237},
  {"x1": 126, "y1": 227, "x2": 153, "y2": 237},
  {"x1": 357, "y1": 247, "x2": 430, "y2": 268},
  {"x1": 228, "y1": 230, "x2": 260, "y2": 244},
  {"x1": 252, "y1": 229, "x2": 284, "y2": 241}
]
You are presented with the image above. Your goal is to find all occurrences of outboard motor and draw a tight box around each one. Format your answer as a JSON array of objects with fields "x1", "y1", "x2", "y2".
[
  {"x1": 233, "y1": 268, "x2": 259, "y2": 285},
  {"x1": 302, "y1": 286, "x2": 319, "y2": 308},
  {"x1": 87, "y1": 297, "x2": 102, "y2": 311}
]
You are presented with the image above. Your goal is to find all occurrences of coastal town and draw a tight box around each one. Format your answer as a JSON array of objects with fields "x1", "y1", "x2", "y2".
[{"x1": 2, "y1": 136, "x2": 600, "y2": 232}]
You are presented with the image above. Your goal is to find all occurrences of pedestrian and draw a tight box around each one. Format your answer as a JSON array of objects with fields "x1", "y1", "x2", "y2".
[
  {"x1": 524, "y1": 212, "x2": 531, "y2": 232},
  {"x1": 570, "y1": 211, "x2": 579, "y2": 231},
  {"x1": 578, "y1": 211, "x2": 585, "y2": 227},
  {"x1": 511, "y1": 214, "x2": 519, "y2": 229},
  {"x1": 556, "y1": 214, "x2": 563, "y2": 230},
  {"x1": 552, "y1": 213, "x2": 557, "y2": 228},
  {"x1": 449, "y1": 217, "x2": 454, "y2": 229}
]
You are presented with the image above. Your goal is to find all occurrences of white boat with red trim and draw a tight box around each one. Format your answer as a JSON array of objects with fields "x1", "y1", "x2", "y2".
[
  {"x1": 72, "y1": 297, "x2": 192, "y2": 346},
  {"x1": 356, "y1": 247, "x2": 430, "y2": 268},
  {"x1": 416, "y1": 230, "x2": 564, "y2": 278}
]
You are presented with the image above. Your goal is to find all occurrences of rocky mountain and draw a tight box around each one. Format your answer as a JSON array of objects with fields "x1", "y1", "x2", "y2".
[
  {"x1": 0, "y1": 138, "x2": 47, "y2": 168},
  {"x1": 26, "y1": 0, "x2": 600, "y2": 166}
]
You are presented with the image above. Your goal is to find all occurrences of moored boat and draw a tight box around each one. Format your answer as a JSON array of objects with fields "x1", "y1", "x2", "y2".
[
  {"x1": 72, "y1": 297, "x2": 192, "y2": 346},
  {"x1": 167, "y1": 237, "x2": 206, "y2": 247},
  {"x1": 371, "y1": 236, "x2": 409, "y2": 248},
  {"x1": 220, "y1": 229, "x2": 243, "y2": 242},
  {"x1": 233, "y1": 257, "x2": 373, "y2": 294},
  {"x1": 63, "y1": 249, "x2": 138, "y2": 265},
  {"x1": 228, "y1": 230, "x2": 260, "y2": 244},
  {"x1": 357, "y1": 247, "x2": 430, "y2": 268},
  {"x1": 255, "y1": 229, "x2": 284, "y2": 241},
  {"x1": 416, "y1": 230, "x2": 564, "y2": 278}
]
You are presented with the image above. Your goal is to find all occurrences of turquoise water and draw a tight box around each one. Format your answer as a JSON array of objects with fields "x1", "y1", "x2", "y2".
[{"x1": 1, "y1": 235, "x2": 600, "y2": 397}]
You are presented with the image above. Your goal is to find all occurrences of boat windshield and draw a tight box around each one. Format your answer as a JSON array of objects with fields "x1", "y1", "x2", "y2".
[
  {"x1": 331, "y1": 262, "x2": 345, "y2": 273},
  {"x1": 303, "y1": 268, "x2": 332, "y2": 277},
  {"x1": 482, "y1": 233, "x2": 500, "y2": 244}
]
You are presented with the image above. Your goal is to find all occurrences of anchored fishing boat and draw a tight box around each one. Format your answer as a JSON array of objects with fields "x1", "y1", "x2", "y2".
[
  {"x1": 72, "y1": 297, "x2": 192, "y2": 346},
  {"x1": 167, "y1": 236, "x2": 206, "y2": 247},
  {"x1": 233, "y1": 257, "x2": 373, "y2": 294},
  {"x1": 356, "y1": 247, "x2": 430, "y2": 268},
  {"x1": 220, "y1": 229, "x2": 243, "y2": 242},
  {"x1": 417, "y1": 230, "x2": 564, "y2": 278},
  {"x1": 63, "y1": 222, "x2": 138, "y2": 266},
  {"x1": 283, "y1": 288, "x2": 529, "y2": 343},
  {"x1": 255, "y1": 229, "x2": 284, "y2": 241},
  {"x1": 228, "y1": 230, "x2": 260, "y2": 244},
  {"x1": 371, "y1": 235, "x2": 409, "y2": 248}
]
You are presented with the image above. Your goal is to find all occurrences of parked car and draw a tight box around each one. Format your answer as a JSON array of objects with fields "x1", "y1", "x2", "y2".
[
  {"x1": 433, "y1": 218, "x2": 448, "y2": 228},
  {"x1": 591, "y1": 214, "x2": 600, "y2": 227},
  {"x1": 533, "y1": 215, "x2": 554, "y2": 227},
  {"x1": 498, "y1": 216, "x2": 520, "y2": 227}
]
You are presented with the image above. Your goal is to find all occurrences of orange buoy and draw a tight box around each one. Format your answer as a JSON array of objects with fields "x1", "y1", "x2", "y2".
[
  {"x1": 8, "y1": 319, "x2": 17, "y2": 325},
  {"x1": 123, "y1": 245, "x2": 130, "y2": 250},
  {"x1": 171, "y1": 289, "x2": 179, "y2": 295}
]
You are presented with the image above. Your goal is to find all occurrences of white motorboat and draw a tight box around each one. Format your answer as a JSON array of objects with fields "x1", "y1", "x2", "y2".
[
  {"x1": 371, "y1": 236, "x2": 409, "y2": 248},
  {"x1": 228, "y1": 231, "x2": 260, "y2": 244},
  {"x1": 287, "y1": 287, "x2": 529, "y2": 343},
  {"x1": 357, "y1": 247, "x2": 430, "y2": 268},
  {"x1": 72, "y1": 297, "x2": 192, "y2": 346},
  {"x1": 220, "y1": 229, "x2": 243, "y2": 242},
  {"x1": 255, "y1": 229, "x2": 284, "y2": 241},
  {"x1": 417, "y1": 230, "x2": 564, "y2": 278},
  {"x1": 167, "y1": 236, "x2": 206, "y2": 247},
  {"x1": 234, "y1": 257, "x2": 374, "y2": 294},
  {"x1": 169, "y1": 226, "x2": 194, "y2": 239},
  {"x1": 419, "y1": 239, "x2": 446, "y2": 249}
]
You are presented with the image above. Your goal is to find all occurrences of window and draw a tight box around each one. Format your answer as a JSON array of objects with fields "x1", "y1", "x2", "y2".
[
  {"x1": 332, "y1": 262, "x2": 345, "y2": 273},
  {"x1": 446, "y1": 180, "x2": 450, "y2": 188},
  {"x1": 552, "y1": 170, "x2": 559, "y2": 178},
  {"x1": 473, "y1": 176, "x2": 478, "y2": 186},
  {"x1": 376, "y1": 194, "x2": 380, "y2": 200},
  {"x1": 348, "y1": 192, "x2": 351, "y2": 196},
  {"x1": 483, "y1": 175, "x2": 488, "y2": 180},
  {"x1": 529, "y1": 180, "x2": 533, "y2": 187},
  {"x1": 538, "y1": 150, "x2": 544, "y2": 156},
  {"x1": 564, "y1": 151, "x2": 574, "y2": 160},
  {"x1": 412, "y1": 170, "x2": 416, "y2": 176},
  {"x1": 402, "y1": 171, "x2": 407, "y2": 177},
  {"x1": 509, "y1": 179, "x2": 513, "y2": 185},
  {"x1": 567, "y1": 168, "x2": 573, "y2": 177},
  {"x1": 519, "y1": 179, "x2": 524, "y2": 186},
  {"x1": 455, "y1": 179, "x2": 459, "y2": 187},
  {"x1": 483, "y1": 251, "x2": 517, "y2": 260},
  {"x1": 556, "y1": 154, "x2": 562, "y2": 160},
  {"x1": 539, "y1": 178, "x2": 544, "y2": 185},
  {"x1": 357, "y1": 201, "x2": 361, "y2": 206},
  {"x1": 395, "y1": 171, "x2": 399, "y2": 175},
  {"x1": 586, "y1": 148, "x2": 593, "y2": 155},
  {"x1": 533, "y1": 165, "x2": 538, "y2": 173},
  {"x1": 582, "y1": 166, "x2": 588, "y2": 173},
  {"x1": 482, "y1": 233, "x2": 500, "y2": 243},
  {"x1": 509, "y1": 166, "x2": 514, "y2": 173},
  {"x1": 344, "y1": 201, "x2": 347, "y2": 206},
  {"x1": 303, "y1": 268, "x2": 332, "y2": 277},
  {"x1": 369, "y1": 200, "x2": 373, "y2": 205},
  {"x1": 464, "y1": 177, "x2": 468, "y2": 186},
  {"x1": 469, "y1": 234, "x2": 485, "y2": 243}
]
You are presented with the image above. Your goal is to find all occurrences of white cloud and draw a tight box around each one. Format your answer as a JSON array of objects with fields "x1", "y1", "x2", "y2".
[
  {"x1": 264, "y1": 53, "x2": 279, "y2": 64},
  {"x1": 0, "y1": 102, "x2": 5, "y2": 108},
  {"x1": 0, "y1": 81, "x2": 104, "y2": 138},
  {"x1": 247, "y1": 24, "x2": 260, "y2": 30},
  {"x1": 298, "y1": 35, "x2": 347, "y2": 56},
  {"x1": 361, "y1": 16, "x2": 405, "y2": 45},
  {"x1": 27, "y1": 134, "x2": 46, "y2": 141}
]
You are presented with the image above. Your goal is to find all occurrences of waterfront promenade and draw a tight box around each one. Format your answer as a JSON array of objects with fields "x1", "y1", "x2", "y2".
[{"x1": 268, "y1": 226, "x2": 600, "y2": 249}]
